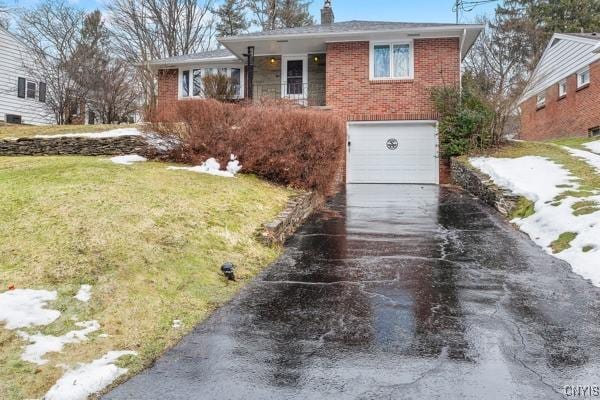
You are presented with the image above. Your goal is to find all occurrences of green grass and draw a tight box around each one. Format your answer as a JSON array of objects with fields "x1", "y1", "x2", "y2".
[
  {"x1": 0, "y1": 156, "x2": 294, "y2": 399},
  {"x1": 583, "y1": 245, "x2": 596, "y2": 253},
  {"x1": 572, "y1": 200, "x2": 600, "y2": 216},
  {"x1": 549, "y1": 136, "x2": 600, "y2": 150},
  {"x1": 509, "y1": 197, "x2": 536, "y2": 219},
  {"x1": 0, "y1": 124, "x2": 130, "y2": 139},
  {"x1": 550, "y1": 232, "x2": 578, "y2": 254}
]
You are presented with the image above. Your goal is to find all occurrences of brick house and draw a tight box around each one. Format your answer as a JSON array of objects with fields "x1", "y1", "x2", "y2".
[
  {"x1": 150, "y1": 1, "x2": 482, "y2": 184},
  {"x1": 519, "y1": 33, "x2": 600, "y2": 141}
]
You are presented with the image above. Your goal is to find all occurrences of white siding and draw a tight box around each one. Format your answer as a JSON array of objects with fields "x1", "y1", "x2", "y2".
[
  {"x1": 521, "y1": 34, "x2": 600, "y2": 103},
  {"x1": 0, "y1": 27, "x2": 54, "y2": 125}
]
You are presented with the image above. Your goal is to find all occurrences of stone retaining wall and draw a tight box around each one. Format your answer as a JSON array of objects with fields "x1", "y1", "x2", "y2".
[
  {"x1": 451, "y1": 157, "x2": 520, "y2": 217},
  {"x1": 0, "y1": 135, "x2": 148, "y2": 156},
  {"x1": 260, "y1": 192, "x2": 323, "y2": 245}
]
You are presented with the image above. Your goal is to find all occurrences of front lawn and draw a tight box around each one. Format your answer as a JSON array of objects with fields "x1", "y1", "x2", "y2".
[
  {"x1": 0, "y1": 156, "x2": 294, "y2": 399},
  {"x1": 0, "y1": 124, "x2": 132, "y2": 139}
]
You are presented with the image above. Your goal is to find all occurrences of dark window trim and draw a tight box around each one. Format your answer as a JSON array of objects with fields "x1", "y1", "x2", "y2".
[
  {"x1": 38, "y1": 82, "x2": 46, "y2": 103},
  {"x1": 589, "y1": 126, "x2": 600, "y2": 138},
  {"x1": 26, "y1": 81, "x2": 36, "y2": 99}
]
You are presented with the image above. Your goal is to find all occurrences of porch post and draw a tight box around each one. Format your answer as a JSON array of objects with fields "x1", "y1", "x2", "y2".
[{"x1": 245, "y1": 46, "x2": 255, "y2": 100}]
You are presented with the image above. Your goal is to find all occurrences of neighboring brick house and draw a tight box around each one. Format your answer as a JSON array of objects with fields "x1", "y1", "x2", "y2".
[
  {"x1": 149, "y1": 1, "x2": 482, "y2": 184},
  {"x1": 519, "y1": 33, "x2": 600, "y2": 140}
]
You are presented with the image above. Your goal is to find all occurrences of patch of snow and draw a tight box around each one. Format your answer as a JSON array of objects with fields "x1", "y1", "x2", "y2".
[
  {"x1": 584, "y1": 140, "x2": 600, "y2": 154},
  {"x1": 226, "y1": 154, "x2": 242, "y2": 175},
  {"x1": 470, "y1": 156, "x2": 574, "y2": 203},
  {"x1": 109, "y1": 154, "x2": 147, "y2": 165},
  {"x1": 0, "y1": 289, "x2": 60, "y2": 330},
  {"x1": 144, "y1": 132, "x2": 180, "y2": 152},
  {"x1": 19, "y1": 320, "x2": 100, "y2": 365},
  {"x1": 74, "y1": 285, "x2": 92, "y2": 302},
  {"x1": 35, "y1": 128, "x2": 141, "y2": 139},
  {"x1": 172, "y1": 320, "x2": 182, "y2": 329},
  {"x1": 470, "y1": 156, "x2": 600, "y2": 287},
  {"x1": 564, "y1": 146, "x2": 600, "y2": 172},
  {"x1": 167, "y1": 156, "x2": 241, "y2": 178},
  {"x1": 43, "y1": 351, "x2": 137, "y2": 400}
]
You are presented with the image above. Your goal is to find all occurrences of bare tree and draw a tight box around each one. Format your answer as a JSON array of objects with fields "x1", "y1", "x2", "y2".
[
  {"x1": 107, "y1": 0, "x2": 215, "y2": 109},
  {"x1": 17, "y1": 0, "x2": 87, "y2": 124},
  {"x1": 0, "y1": 2, "x2": 10, "y2": 29},
  {"x1": 247, "y1": 0, "x2": 278, "y2": 30},
  {"x1": 88, "y1": 60, "x2": 140, "y2": 123},
  {"x1": 464, "y1": 15, "x2": 531, "y2": 139}
]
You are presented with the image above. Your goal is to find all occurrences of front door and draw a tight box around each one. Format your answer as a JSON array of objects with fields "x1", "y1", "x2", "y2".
[{"x1": 282, "y1": 56, "x2": 307, "y2": 102}]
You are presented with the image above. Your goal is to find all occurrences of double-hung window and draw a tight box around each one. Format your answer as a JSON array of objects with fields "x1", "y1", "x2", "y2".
[
  {"x1": 558, "y1": 79, "x2": 567, "y2": 98},
  {"x1": 577, "y1": 67, "x2": 590, "y2": 88},
  {"x1": 536, "y1": 92, "x2": 546, "y2": 108},
  {"x1": 370, "y1": 41, "x2": 413, "y2": 80}
]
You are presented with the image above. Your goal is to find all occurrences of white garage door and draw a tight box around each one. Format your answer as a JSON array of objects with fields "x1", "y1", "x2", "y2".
[{"x1": 347, "y1": 121, "x2": 439, "y2": 184}]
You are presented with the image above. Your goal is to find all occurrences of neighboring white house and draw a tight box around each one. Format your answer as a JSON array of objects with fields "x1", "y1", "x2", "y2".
[{"x1": 0, "y1": 25, "x2": 54, "y2": 125}]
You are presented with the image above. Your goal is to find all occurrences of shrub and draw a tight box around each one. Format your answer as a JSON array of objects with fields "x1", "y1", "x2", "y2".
[
  {"x1": 201, "y1": 73, "x2": 236, "y2": 101},
  {"x1": 152, "y1": 100, "x2": 346, "y2": 195},
  {"x1": 431, "y1": 86, "x2": 495, "y2": 158}
]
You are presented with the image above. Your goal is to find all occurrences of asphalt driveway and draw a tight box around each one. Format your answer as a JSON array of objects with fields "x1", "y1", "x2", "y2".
[{"x1": 105, "y1": 185, "x2": 600, "y2": 399}]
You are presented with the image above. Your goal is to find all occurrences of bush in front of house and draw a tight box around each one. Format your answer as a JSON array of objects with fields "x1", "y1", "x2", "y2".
[
  {"x1": 431, "y1": 86, "x2": 496, "y2": 158},
  {"x1": 151, "y1": 100, "x2": 346, "y2": 195}
]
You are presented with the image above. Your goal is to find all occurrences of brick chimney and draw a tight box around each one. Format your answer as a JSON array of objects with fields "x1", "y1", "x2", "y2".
[{"x1": 321, "y1": 0, "x2": 334, "y2": 25}]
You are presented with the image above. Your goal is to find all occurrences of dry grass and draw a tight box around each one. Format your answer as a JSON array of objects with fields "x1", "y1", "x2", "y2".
[
  {"x1": 0, "y1": 156, "x2": 294, "y2": 399},
  {"x1": 0, "y1": 124, "x2": 131, "y2": 139}
]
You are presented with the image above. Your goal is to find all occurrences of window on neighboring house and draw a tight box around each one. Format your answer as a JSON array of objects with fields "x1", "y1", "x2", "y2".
[
  {"x1": 181, "y1": 70, "x2": 190, "y2": 97},
  {"x1": 26, "y1": 82, "x2": 36, "y2": 99},
  {"x1": 558, "y1": 79, "x2": 567, "y2": 98},
  {"x1": 371, "y1": 41, "x2": 413, "y2": 80},
  {"x1": 193, "y1": 69, "x2": 202, "y2": 96},
  {"x1": 577, "y1": 67, "x2": 590, "y2": 88},
  {"x1": 39, "y1": 82, "x2": 46, "y2": 103},
  {"x1": 17, "y1": 77, "x2": 25, "y2": 98},
  {"x1": 536, "y1": 92, "x2": 546, "y2": 108},
  {"x1": 590, "y1": 127, "x2": 600, "y2": 137}
]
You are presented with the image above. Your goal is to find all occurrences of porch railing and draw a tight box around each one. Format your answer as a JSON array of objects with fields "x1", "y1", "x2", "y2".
[{"x1": 251, "y1": 83, "x2": 326, "y2": 107}]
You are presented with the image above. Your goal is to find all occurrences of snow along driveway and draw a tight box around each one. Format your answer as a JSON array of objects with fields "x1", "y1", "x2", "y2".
[{"x1": 470, "y1": 156, "x2": 600, "y2": 287}]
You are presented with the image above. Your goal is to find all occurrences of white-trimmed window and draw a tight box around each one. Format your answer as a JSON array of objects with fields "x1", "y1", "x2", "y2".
[
  {"x1": 370, "y1": 41, "x2": 413, "y2": 80},
  {"x1": 577, "y1": 67, "x2": 590, "y2": 88},
  {"x1": 536, "y1": 92, "x2": 546, "y2": 108},
  {"x1": 558, "y1": 79, "x2": 567, "y2": 97},
  {"x1": 180, "y1": 66, "x2": 243, "y2": 99}
]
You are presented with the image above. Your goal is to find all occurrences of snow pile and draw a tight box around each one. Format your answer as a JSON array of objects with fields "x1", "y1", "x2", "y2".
[
  {"x1": 43, "y1": 351, "x2": 137, "y2": 400},
  {"x1": 564, "y1": 147, "x2": 600, "y2": 172},
  {"x1": 74, "y1": 284, "x2": 92, "y2": 302},
  {"x1": 109, "y1": 154, "x2": 147, "y2": 165},
  {"x1": 172, "y1": 319, "x2": 182, "y2": 329},
  {"x1": 168, "y1": 156, "x2": 242, "y2": 178},
  {"x1": 470, "y1": 156, "x2": 573, "y2": 203},
  {"x1": 470, "y1": 156, "x2": 600, "y2": 286},
  {"x1": 0, "y1": 289, "x2": 60, "y2": 329},
  {"x1": 35, "y1": 128, "x2": 141, "y2": 139},
  {"x1": 19, "y1": 320, "x2": 100, "y2": 365},
  {"x1": 584, "y1": 140, "x2": 600, "y2": 154}
]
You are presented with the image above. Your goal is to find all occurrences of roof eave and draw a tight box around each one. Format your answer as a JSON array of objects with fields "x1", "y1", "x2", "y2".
[{"x1": 218, "y1": 24, "x2": 485, "y2": 44}]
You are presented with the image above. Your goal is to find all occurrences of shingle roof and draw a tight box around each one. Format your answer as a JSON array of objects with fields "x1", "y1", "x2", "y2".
[
  {"x1": 220, "y1": 20, "x2": 476, "y2": 40},
  {"x1": 149, "y1": 48, "x2": 235, "y2": 65},
  {"x1": 562, "y1": 32, "x2": 600, "y2": 41}
]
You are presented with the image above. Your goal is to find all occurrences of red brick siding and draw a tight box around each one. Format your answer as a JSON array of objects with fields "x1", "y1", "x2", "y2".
[
  {"x1": 520, "y1": 60, "x2": 600, "y2": 140},
  {"x1": 157, "y1": 69, "x2": 179, "y2": 118},
  {"x1": 325, "y1": 38, "x2": 460, "y2": 121}
]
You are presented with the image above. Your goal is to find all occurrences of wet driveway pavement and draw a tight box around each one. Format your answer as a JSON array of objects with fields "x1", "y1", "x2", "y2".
[{"x1": 106, "y1": 185, "x2": 600, "y2": 399}]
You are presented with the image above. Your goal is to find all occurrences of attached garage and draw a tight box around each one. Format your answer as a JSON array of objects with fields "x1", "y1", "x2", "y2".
[{"x1": 346, "y1": 121, "x2": 439, "y2": 184}]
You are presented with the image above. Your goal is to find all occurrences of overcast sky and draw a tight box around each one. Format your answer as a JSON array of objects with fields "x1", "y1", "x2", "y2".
[{"x1": 9, "y1": 0, "x2": 499, "y2": 24}]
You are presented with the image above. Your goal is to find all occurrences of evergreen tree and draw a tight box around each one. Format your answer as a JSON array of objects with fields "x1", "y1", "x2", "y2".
[
  {"x1": 214, "y1": 0, "x2": 249, "y2": 37},
  {"x1": 247, "y1": 0, "x2": 313, "y2": 30}
]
